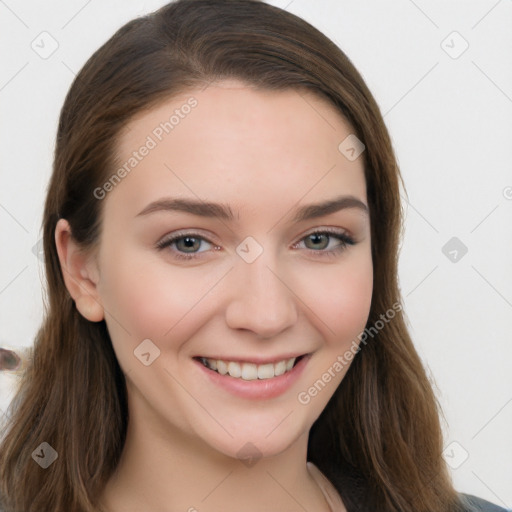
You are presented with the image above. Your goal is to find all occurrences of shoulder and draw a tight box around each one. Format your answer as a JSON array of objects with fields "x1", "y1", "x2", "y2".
[{"x1": 459, "y1": 493, "x2": 511, "y2": 512}]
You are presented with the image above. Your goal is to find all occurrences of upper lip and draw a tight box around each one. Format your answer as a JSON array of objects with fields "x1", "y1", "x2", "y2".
[{"x1": 194, "y1": 353, "x2": 308, "y2": 365}]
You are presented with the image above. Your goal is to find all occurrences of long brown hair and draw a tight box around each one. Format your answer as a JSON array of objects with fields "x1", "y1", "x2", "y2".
[{"x1": 0, "y1": 1, "x2": 463, "y2": 510}]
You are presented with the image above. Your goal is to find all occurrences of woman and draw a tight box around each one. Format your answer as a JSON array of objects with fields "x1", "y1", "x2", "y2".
[{"x1": 0, "y1": 1, "x2": 507, "y2": 510}]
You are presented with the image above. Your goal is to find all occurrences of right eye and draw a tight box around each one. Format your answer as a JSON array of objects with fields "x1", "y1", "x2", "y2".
[{"x1": 156, "y1": 232, "x2": 219, "y2": 260}]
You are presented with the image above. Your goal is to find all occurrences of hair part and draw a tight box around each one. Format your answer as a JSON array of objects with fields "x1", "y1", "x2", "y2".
[{"x1": 1, "y1": 1, "x2": 462, "y2": 510}]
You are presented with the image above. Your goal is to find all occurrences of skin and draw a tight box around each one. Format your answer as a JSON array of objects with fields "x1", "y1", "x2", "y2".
[{"x1": 55, "y1": 80, "x2": 373, "y2": 512}]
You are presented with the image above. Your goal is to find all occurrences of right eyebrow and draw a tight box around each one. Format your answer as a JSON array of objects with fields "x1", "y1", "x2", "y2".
[{"x1": 136, "y1": 198, "x2": 236, "y2": 220}]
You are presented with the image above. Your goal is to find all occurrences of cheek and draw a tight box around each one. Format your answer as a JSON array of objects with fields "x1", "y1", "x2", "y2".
[
  {"x1": 296, "y1": 254, "x2": 373, "y2": 347},
  {"x1": 294, "y1": 255, "x2": 372, "y2": 414},
  {"x1": 97, "y1": 247, "x2": 226, "y2": 350}
]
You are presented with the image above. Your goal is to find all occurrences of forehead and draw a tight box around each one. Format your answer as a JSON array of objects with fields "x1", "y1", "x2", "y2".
[
  {"x1": 108, "y1": 80, "x2": 366, "y2": 218},
  {"x1": 118, "y1": 80, "x2": 354, "y2": 150}
]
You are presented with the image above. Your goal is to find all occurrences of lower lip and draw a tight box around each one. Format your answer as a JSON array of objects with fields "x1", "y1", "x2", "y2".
[{"x1": 194, "y1": 355, "x2": 310, "y2": 400}]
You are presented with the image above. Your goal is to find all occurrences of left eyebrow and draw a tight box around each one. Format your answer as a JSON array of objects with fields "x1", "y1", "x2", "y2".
[
  {"x1": 292, "y1": 195, "x2": 369, "y2": 222},
  {"x1": 135, "y1": 195, "x2": 369, "y2": 221}
]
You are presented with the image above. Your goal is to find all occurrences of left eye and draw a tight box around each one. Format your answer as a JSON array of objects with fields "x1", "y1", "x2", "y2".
[{"x1": 298, "y1": 232, "x2": 348, "y2": 251}]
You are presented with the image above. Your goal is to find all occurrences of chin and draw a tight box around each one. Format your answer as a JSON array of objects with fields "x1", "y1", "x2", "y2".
[{"x1": 193, "y1": 413, "x2": 312, "y2": 464}]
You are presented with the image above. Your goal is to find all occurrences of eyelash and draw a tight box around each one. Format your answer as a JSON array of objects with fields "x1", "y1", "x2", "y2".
[{"x1": 155, "y1": 228, "x2": 355, "y2": 262}]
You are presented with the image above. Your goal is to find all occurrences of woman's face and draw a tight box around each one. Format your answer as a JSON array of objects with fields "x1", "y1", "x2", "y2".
[{"x1": 91, "y1": 80, "x2": 372, "y2": 459}]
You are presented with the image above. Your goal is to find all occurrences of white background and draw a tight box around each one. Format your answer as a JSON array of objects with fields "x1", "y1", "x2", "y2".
[{"x1": 0, "y1": 0, "x2": 511, "y2": 506}]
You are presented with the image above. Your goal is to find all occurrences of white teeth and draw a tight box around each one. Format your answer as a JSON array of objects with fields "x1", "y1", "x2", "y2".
[
  {"x1": 241, "y1": 363, "x2": 258, "y2": 381},
  {"x1": 200, "y1": 356, "x2": 298, "y2": 380},
  {"x1": 257, "y1": 363, "x2": 275, "y2": 379},
  {"x1": 216, "y1": 360, "x2": 228, "y2": 375},
  {"x1": 274, "y1": 360, "x2": 286, "y2": 376},
  {"x1": 227, "y1": 361, "x2": 242, "y2": 378}
]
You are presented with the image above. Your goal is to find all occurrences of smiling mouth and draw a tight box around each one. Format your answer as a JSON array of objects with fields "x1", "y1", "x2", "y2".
[{"x1": 195, "y1": 355, "x2": 305, "y2": 380}]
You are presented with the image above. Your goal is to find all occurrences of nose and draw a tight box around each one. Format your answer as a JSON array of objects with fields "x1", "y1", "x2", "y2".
[{"x1": 224, "y1": 252, "x2": 298, "y2": 338}]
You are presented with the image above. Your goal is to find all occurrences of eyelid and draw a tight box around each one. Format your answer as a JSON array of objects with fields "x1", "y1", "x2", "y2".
[
  {"x1": 296, "y1": 225, "x2": 353, "y2": 242},
  {"x1": 156, "y1": 229, "x2": 218, "y2": 246},
  {"x1": 155, "y1": 230, "x2": 219, "y2": 255}
]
